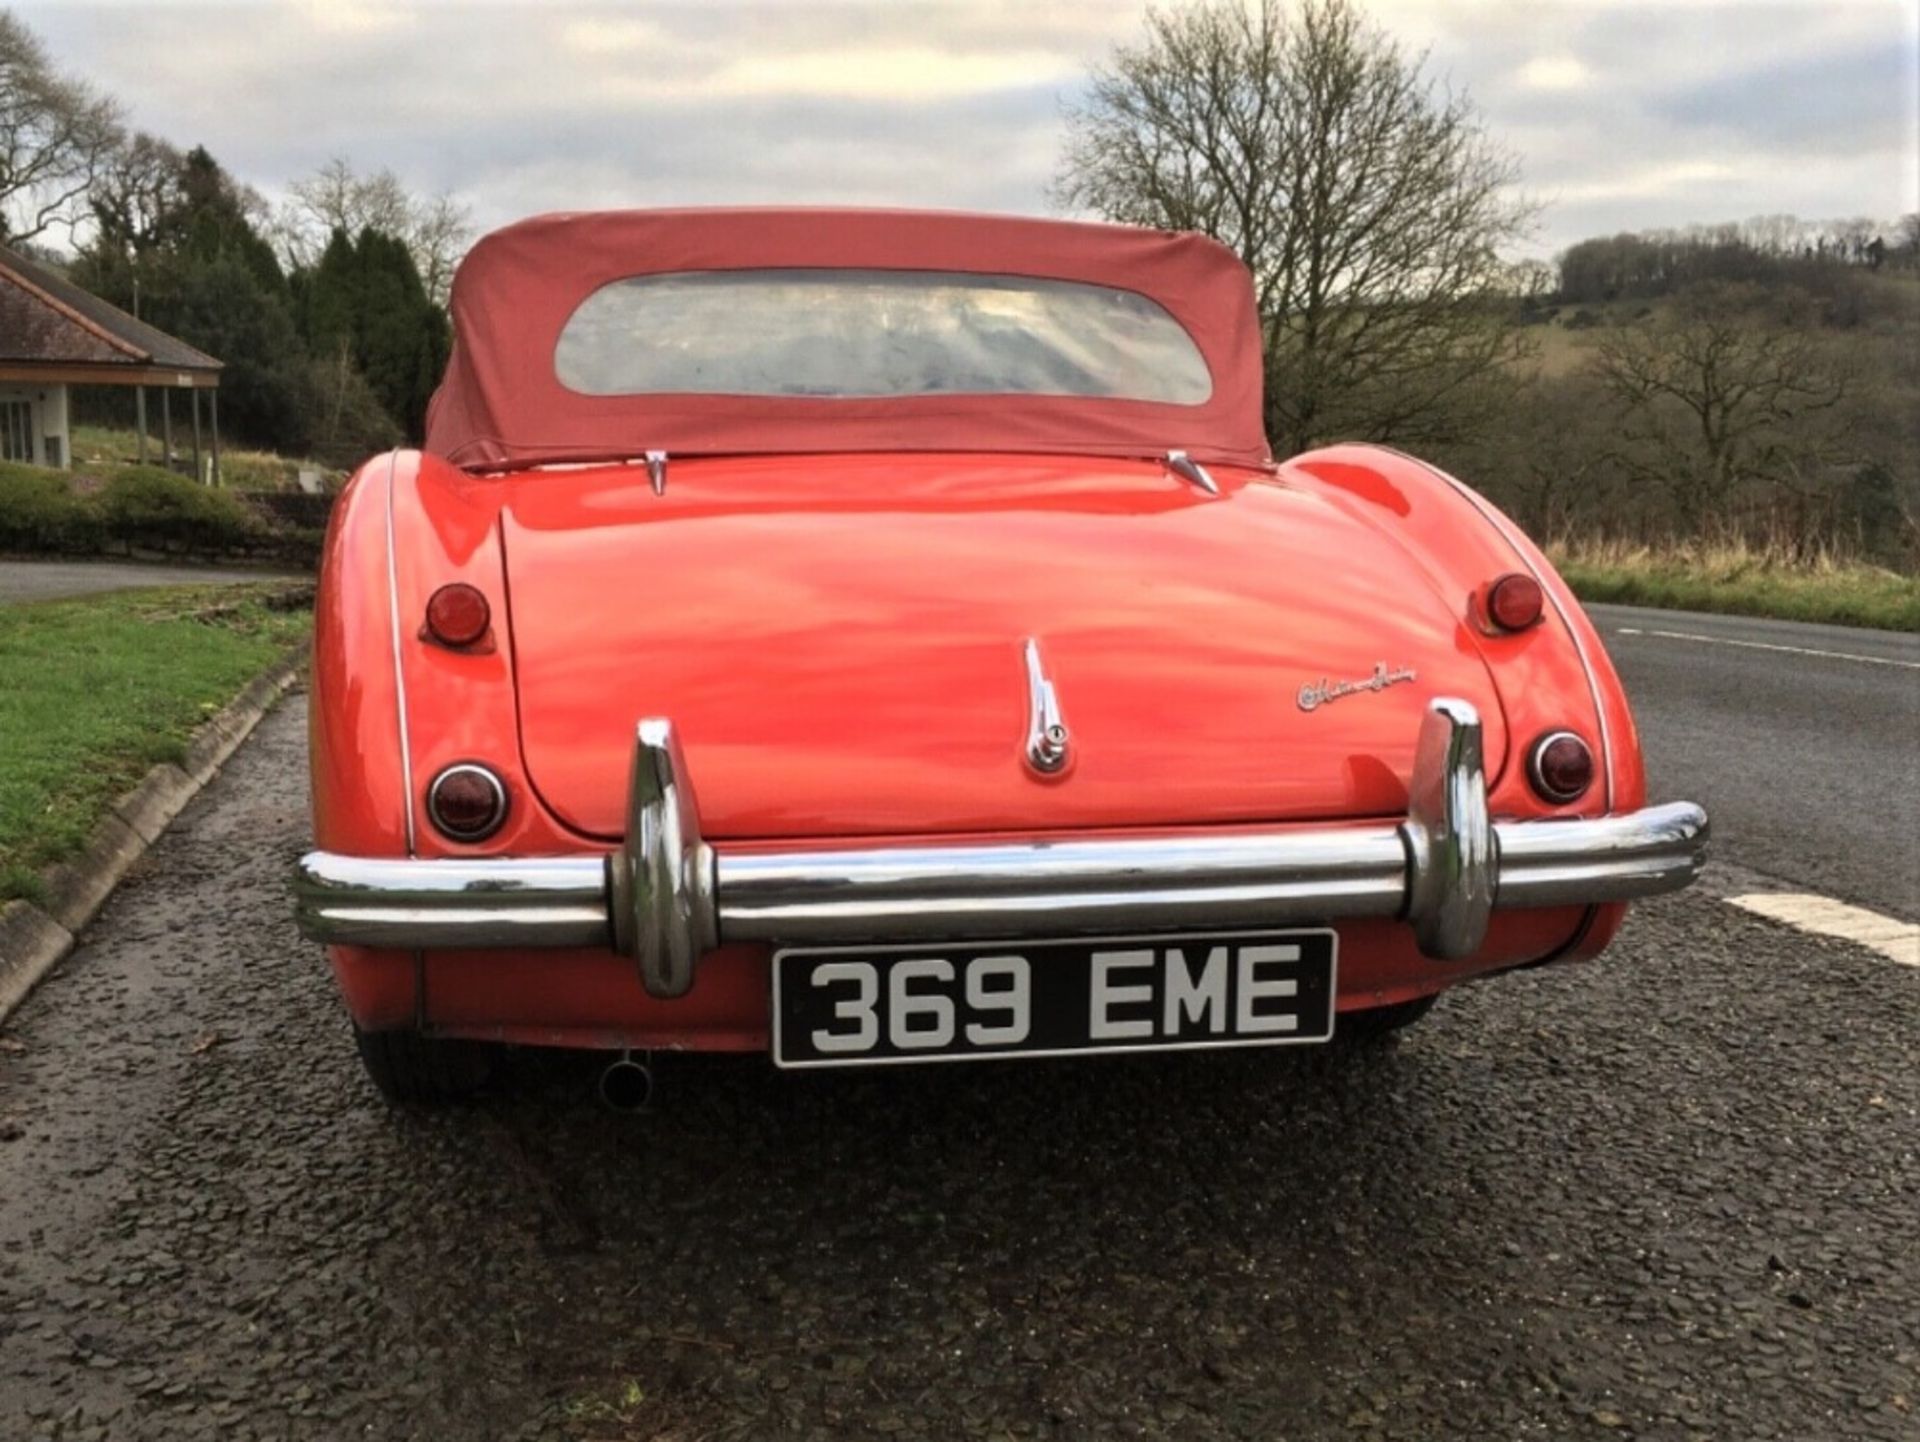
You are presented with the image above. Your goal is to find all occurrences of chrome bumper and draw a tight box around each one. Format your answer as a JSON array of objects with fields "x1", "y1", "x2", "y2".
[{"x1": 294, "y1": 699, "x2": 1708, "y2": 999}]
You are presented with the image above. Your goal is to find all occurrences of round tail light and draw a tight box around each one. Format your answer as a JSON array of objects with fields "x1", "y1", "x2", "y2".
[
  {"x1": 1487, "y1": 573, "x2": 1544, "y2": 632},
  {"x1": 427, "y1": 764, "x2": 509, "y2": 841},
  {"x1": 425, "y1": 583, "x2": 491, "y2": 648},
  {"x1": 1529, "y1": 731, "x2": 1594, "y2": 803}
]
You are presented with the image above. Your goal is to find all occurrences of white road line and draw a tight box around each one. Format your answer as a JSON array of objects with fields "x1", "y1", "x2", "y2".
[
  {"x1": 1612, "y1": 626, "x2": 1920, "y2": 670},
  {"x1": 1725, "y1": 892, "x2": 1920, "y2": 967}
]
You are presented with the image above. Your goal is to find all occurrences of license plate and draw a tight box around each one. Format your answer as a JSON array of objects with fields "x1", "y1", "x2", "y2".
[{"x1": 772, "y1": 929, "x2": 1336, "y2": 1069}]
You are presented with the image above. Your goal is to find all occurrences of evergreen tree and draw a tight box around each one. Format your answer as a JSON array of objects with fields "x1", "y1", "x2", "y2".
[
  {"x1": 71, "y1": 145, "x2": 406, "y2": 458},
  {"x1": 295, "y1": 225, "x2": 447, "y2": 440}
]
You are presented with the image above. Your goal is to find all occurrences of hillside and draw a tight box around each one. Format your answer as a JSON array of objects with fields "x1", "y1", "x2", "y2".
[{"x1": 1430, "y1": 241, "x2": 1920, "y2": 591}]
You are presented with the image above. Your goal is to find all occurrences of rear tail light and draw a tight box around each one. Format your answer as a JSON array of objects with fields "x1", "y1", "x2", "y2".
[
  {"x1": 425, "y1": 583, "x2": 491, "y2": 648},
  {"x1": 1528, "y1": 731, "x2": 1594, "y2": 803},
  {"x1": 427, "y1": 763, "x2": 509, "y2": 841},
  {"x1": 1487, "y1": 572, "x2": 1544, "y2": 632}
]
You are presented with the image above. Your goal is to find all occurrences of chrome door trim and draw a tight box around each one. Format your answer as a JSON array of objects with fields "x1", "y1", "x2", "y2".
[{"x1": 382, "y1": 450, "x2": 417, "y2": 855}]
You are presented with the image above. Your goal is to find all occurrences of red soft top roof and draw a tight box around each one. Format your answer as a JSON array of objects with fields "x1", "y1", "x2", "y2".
[{"x1": 424, "y1": 208, "x2": 1269, "y2": 470}]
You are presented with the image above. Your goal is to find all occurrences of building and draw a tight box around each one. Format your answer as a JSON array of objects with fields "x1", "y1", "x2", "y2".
[{"x1": 0, "y1": 242, "x2": 222, "y2": 477}]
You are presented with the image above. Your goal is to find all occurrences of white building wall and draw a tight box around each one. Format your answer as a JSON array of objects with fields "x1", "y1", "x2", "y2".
[
  {"x1": 0, "y1": 382, "x2": 72, "y2": 468},
  {"x1": 41, "y1": 383, "x2": 70, "y2": 469}
]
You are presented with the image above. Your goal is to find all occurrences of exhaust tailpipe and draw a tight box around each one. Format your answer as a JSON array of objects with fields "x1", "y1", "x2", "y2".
[{"x1": 598, "y1": 1051, "x2": 653, "y2": 1113}]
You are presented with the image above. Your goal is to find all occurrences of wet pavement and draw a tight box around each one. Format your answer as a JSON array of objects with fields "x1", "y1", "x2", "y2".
[{"x1": 0, "y1": 695, "x2": 1915, "y2": 1440}]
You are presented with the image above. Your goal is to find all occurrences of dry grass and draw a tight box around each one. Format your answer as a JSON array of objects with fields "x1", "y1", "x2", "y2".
[
  {"x1": 1548, "y1": 536, "x2": 1920, "y2": 632},
  {"x1": 68, "y1": 424, "x2": 344, "y2": 493}
]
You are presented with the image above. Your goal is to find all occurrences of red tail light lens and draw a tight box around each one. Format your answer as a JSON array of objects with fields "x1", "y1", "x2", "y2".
[
  {"x1": 425, "y1": 583, "x2": 490, "y2": 648},
  {"x1": 1487, "y1": 573, "x2": 1544, "y2": 632},
  {"x1": 1529, "y1": 731, "x2": 1594, "y2": 803},
  {"x1": 427, "y1": 764, "x2": 509, "y2": 841}
]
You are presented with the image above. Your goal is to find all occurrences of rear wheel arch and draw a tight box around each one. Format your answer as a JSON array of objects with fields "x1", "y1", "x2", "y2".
[{"x1": 1281, "y1": 444, "x2": 1643, "y2": 815}]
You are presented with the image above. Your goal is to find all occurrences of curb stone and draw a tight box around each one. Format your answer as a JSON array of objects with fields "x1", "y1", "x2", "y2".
[
  {"x1": 114, "y1": 764, "x2": 199, "y2": 845},
  {"x1": 39, "y1": 815, "x2": 148, "y2": 935},
  {"x1": 0, "y1": 643, "x2": 306, "y2": 1026},
  {"x1": 0, "y1": 903, "x2": 73, "y2": 1021}
]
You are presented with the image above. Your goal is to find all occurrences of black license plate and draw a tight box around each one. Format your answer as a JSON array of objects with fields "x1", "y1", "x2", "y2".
[{"x1": 772, "y1": 929, "x2": 1336, "y2": 1069}]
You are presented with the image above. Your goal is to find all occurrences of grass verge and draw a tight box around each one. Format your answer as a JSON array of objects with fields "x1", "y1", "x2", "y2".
[
  {"x1": 0, "y1": 584, "x2": 309, "y2": 903},
  {"x1": 1549, "y1": 539, "x2": 1920, "y2": 632}
]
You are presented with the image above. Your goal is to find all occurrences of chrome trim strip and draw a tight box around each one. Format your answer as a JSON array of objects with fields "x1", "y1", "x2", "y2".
[
  {"x1": 297, "y1": 853, "x2": 609, "y2": 948},
  {"x1": 716, "y1": 826, "x2": 1410, "y2": 941},
  {"x1": 293, "y1": 799, "x2": 1706, "y2": 959},
  {"x1": 381, "y1": 451, "x2": 416, "y2": 855},
  {"x1": 294, "y1": 696, "x2": 1708, "y2": 991},
  {"x1": 1391, "y1": 449, "x2": 1617, "y2": 811},
  {"x1": 1164, "y1": 449, "x2": 1219, "y2": 496},
  {"x1": 645, "y1": 449, "x2": 667, "y2": 496},
  {"x1": 1022, "y1": 638, "x2": 1070, "y2": 774}
]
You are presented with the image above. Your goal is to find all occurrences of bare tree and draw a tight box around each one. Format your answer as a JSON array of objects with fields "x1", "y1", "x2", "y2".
[
  {"x1": 1591, "y1": 284, "x2": 1856, "y2": 534},
  {"x1": 0, "y1": 11, "x2": 122, "y2": 244},
  {"x1": 283, "y1": 157, "x2": 410, "y2": 251},
  {"x1": 407, "y1": 189, "x2": 471, "y2": 308},
  {"x1": 1055, "y1": 0, "x2": 1533, "y2": 456},
  {"x1": 277, "y1": 156, "x2": 472, "y2": 304},
  {"x1": 87, "y1": 131, "x2": 184, "y2": 258},
  {"x1": 1894, "y1": 213, "x2": 1920, "y2": 269}
]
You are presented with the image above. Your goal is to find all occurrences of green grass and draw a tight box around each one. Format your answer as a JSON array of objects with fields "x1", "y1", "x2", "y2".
[
  {"x1": 0, "y1": 585, "x2": 309, "y2": 902},
  {"x1": 1550, "y1": 538, "x2": 1920, "y2": 632}
]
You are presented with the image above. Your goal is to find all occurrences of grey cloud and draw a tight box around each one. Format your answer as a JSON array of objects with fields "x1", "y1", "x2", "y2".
[
  {"x1": 1651, "y1": 40, "x2": 1917, "y2": 151},
  {"x1": 15, "y1": 0, "x2": 1916, "y2": 261}
]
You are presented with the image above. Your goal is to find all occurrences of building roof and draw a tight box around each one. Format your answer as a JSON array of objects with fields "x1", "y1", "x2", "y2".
[{"x1": 0, "y1": 243, "x2": 221, "y2": 374}]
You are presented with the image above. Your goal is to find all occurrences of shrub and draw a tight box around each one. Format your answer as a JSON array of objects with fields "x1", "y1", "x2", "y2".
[
  {"x1": 0, "y1": 464, "x2": 102, "y2": 553},
  {"x1": 242, "y1": 490, "x2": 335, "y2": 532},
  {"x1": 95, "y1": 467, "x2": 268, "y2": 556}
]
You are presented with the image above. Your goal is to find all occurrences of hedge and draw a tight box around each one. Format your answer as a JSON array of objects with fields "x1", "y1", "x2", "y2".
[
  {"x1": 0, "y1": 466, "x2": 95, "y2": 553},
  {"x1": 0, "y1": 463, "x2": 318, "y2": 565}
]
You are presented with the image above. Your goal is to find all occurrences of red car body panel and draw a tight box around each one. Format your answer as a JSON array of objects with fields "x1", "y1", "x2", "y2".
[
  {"x1": 312, "y1": 443, "x2": 1637, "y2": 1051},
  {"x1": 503, "y1": 453, "x2": 1515, "y2": 839}
]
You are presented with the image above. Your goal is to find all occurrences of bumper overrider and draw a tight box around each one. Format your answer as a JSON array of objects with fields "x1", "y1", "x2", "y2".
[{"x1": 294, "y1": 699, "x2": 1709, "y2": 1000}]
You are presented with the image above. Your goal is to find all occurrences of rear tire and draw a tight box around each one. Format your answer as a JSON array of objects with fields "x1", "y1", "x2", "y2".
[
  {"x1": 352, "y1": 1025, "x2": 495, "y2": 1105},
  {"x1": 1339, "y1": 994, "x2": 1438, "y2": 1045}
]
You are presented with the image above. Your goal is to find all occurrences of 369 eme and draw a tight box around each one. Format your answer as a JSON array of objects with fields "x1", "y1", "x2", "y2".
[{"x1": 799, "y1": 942, "x2": 1320, "y2": 1055}]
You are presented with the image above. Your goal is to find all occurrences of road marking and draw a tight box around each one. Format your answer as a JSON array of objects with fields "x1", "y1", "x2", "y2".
[
  {"x1": 1725, "y1": 892, "x2": 1920, "y2": 967},
  {"x1": 1612, "y1": 627, "x2": 1920, "y2": 670}
]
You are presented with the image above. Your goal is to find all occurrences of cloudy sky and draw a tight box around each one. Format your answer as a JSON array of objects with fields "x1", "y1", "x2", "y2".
[{"x1": 19, "y1": 0, "x2": 1919, "y2": 256}]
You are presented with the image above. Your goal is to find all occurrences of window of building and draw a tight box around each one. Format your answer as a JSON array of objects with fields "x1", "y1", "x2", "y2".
[{"x1": 0, "y1": 400, "x2": 34, "y2": 463}]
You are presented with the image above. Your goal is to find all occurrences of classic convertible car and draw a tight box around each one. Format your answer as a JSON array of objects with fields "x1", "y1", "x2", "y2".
[{"x1": 294, "y1": 208, "x2": 1708, "y2": 1106}]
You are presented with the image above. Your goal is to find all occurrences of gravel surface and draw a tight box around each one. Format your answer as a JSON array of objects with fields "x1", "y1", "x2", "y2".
[
  {"x1": 2, "y1": 696, "x2": 1917, "y2": 1441},
  {"x1": 0, "y1": 561, "x2": 304, "y2": 605}
]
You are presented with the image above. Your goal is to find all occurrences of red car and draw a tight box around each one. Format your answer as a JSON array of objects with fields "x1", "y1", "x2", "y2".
[{"x1": 295, "y1": 209, "x2": 1708, "y2": 1106}]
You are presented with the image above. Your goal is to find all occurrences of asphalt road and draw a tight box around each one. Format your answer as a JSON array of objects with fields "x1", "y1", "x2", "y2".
[
  {"x1": 0, "y1": 560, "x2": 302, "y2": 604},
  {"x1": 2, "y1": 611, "x2": 1917, "y2": 1441},
  {"x1": 1586, "y1": 605, "x2": 1920, "y2": 921}
]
